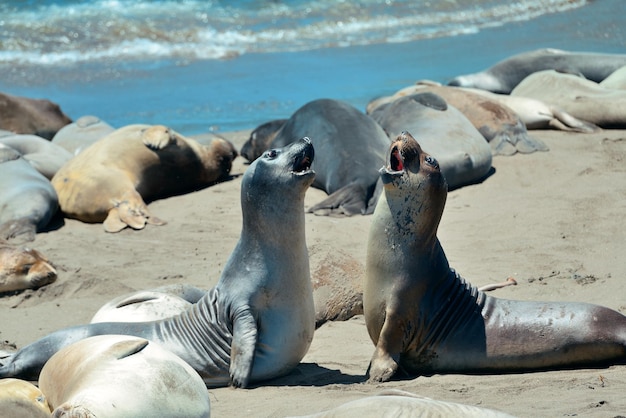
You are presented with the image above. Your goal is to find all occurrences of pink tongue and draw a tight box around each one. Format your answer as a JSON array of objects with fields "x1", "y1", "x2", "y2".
[{"x1": 394, "y1": 150, "x2": 404, "y2": 171}]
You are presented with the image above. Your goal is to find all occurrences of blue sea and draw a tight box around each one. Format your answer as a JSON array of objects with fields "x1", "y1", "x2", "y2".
[{"x1": 0, "y1": 0, "x2": 624, "y2": 135}]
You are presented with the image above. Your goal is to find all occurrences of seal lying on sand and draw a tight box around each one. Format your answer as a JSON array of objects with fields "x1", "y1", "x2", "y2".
[
  {"x1": 0, "y1": 242, "x2": 57, "y2": 294},
  {"x1": 511, "y1": 70, "x2": 626, "y2": 128},
  {"x1": 0, "y1": 146, "x2": 59, "y2": 242},
  {"x1": 240, "y1": 99, "x2": 390, "y2": 215},
  {"x1": 0, "y1": 92, "x2": 71, "y2": 140},
  {"x1": 0, "y1": 137, "x2": 316, "y2": 389},
  {"x1": 39, "y1": 335, "x2": 211, "y2": 418},
  {"x1": 364, "y1": 131, "x2": 626, "y2": 383},
  {"x1": 367, "y1": 81, "x2": 547, "y2": 155},
  {"x1": 447, "y1": 48, "x2": 626, "y2": 94},
  {"x1": 51, "y1": 115, "x2": 115, "y2": 155},
  {"x1": 291, "y1": 389, "x2": 514, "y2": 418},
  {"x1": 0, "y1": 133, "x2": 72, "y2": 179},
  {"x1": 51, "y1": 124, "x2": 237, "y2": 232},
  {"x1": 370, "y1": 93, "x2": 492, "y2": 189},
  {"x1": 0, "y1": 378, "x2": 51, "y2": 418}
]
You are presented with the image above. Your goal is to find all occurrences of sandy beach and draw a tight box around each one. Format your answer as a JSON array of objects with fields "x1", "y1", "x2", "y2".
[{"x1": 1, "y1": 127, "x2": 624, "y2": 417}]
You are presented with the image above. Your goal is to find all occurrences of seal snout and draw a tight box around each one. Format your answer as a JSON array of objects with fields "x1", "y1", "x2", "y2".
[{"x1": 291, "y1": 137, "x2": 315, "y2": 175}]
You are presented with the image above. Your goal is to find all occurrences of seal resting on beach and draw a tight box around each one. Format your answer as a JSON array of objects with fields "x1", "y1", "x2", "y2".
[
  {"x1": 240, "y1": 99, "x2": 390, "y2": 215},
  {"x1": 51, "y1": 124, "x2": 238, "y2": 232},
  {"x1": 367, "y1": 81, "x2": 547, "y2": 155},
  {"x1": 0, "y1": 145, "x2": 59, "y2": 242},
  {"x1": 370, "y1": 93, "x2": 492, "y2": 189},
  {"x1": 511, "y1": 69, "x2": 626, "y2": 128},
  {"x1": 90, "y1": 284, "x2": 205, "y2": 323},
  {"x1": 38, "y1": 335, "x2": 211, "y2": 418},
  {"x1": 447, "y1": 48, "x2": 626, "y2": 94},
  {"x1": 0, "y1": 242, "x2": 57, "y2": 294},
  {"x1": 51, "y1": 115, "x2": 116, "y2": 155},
  {"x1": 0, "y1": 133, "x2": 73, "y2": 179},
  {"x1": 0, "y1": 137, "x2": 316, "y2": 389},
  {"x1": 363, "y1": 131, "x2": 626, "y2": 383},
  {"x1": 0, "y1": 92, "x2": 71, "y2": 140},
  {"x1": 291, "y1": 389, "x2": 514, "y2": 418},
  {"x1": 0, "y1": 378, "x2": 51, "y2": 418}
]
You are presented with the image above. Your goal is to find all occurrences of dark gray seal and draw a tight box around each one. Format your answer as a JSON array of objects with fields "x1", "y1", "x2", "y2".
[
  {"x1": 448, "y1": 48, "x2": 626, "y2": 94},
  {"x1": 364, "y1": 131, "x2": 626, "y2": 383},
  {"x1": 0, "y1": 146, "x2": 59, "y2": 243},
  {"x1": 240, "y1": 99, "x2": 390, "y2": 215},
  {"x1": 0, "y1": 137, "x2": 316, "y2": 388}
]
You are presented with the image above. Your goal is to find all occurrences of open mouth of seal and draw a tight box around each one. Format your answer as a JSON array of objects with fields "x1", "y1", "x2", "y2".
[{"x1": 292, "y1": 139, "x2": 315, "y2": 176}]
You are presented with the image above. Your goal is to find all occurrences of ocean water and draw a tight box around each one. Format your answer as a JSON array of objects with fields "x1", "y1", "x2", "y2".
[{"x1": 0, "y1": 0, "x2": 624, "y2": 134}]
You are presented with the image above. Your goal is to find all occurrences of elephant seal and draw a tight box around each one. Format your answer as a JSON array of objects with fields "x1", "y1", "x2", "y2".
[
  {"x1": 51, "y1": 115, "x2": 116, "y2": 155},
  {"x1": 240, "y1": 118, "x2": 288, "y2": 161},
  {"x1": 51, "y1": 124, "x2": 238, "y2": 232},
  {"x1": 0, "y1": 133, "x2": 73, "y2": 179},
  {"x1": 600, "y1": 65, "x2": 626, "y2": 89},
  {"x1": 0, "y1": 146, "x2": 59, "y2": 242},
  {"x1": 368, "y1": 81, "x2": 547, "y2": 155},
  {"x1": 240, "y1": 99, "x2": 390, "y2": 215},
  {"x1": 39, "y1": 335, "x2": 210, "y2": 418},
  {"x1": 0, "y1": 378, "x2": 51, "y2": 418},
  {"x1": 292, "y1": 389, "x2": 514, "y2": 418},
  {"x1": 511, "y1": 70, "x2": 626, "y2": 128},
  {"x1": 447, "y1": 48, "x2": 626, "y2": 93},
  {"x1": 461, "y1": 87, "x2": 600, "y2": 133},
  {"x1": 0, "y1": 92, "x2": 71, "y2": 139},
  {"x1": 90, "y1": 284, "x2": 206, "y2": 323},
  {"x1": 363, "y1": 131, "x2": 626, "y2": 383},
  {"x1": 0, "y1": 242, "x2": 57, "y2": 294},
  {"x1": 0, "y1": 137, "x2": 316, "y2": 388},
  {"x1": 370, "y1": 93, "x2": 492, "y2": 189}
]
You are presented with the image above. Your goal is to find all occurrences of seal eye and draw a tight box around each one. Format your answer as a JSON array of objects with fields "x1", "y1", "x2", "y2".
[
  {"x1": 265, "y1": 149, "x2": 278, "y2": 159},
  {"x1": 425, "y1": 156, "x2": 438, "y2": 168}
]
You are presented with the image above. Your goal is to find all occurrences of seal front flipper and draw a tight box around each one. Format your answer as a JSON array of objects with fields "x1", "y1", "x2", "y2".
[
  {"x1": 308, "y1": 182, "x2": 375, "y2": 216},
  {"x1": 229, "y1": 305, "x2": 258, "y2": 388},
  {"x1": 0, "y1": 218, "x2": 37, "y2": 243},
  {"x1": 141, "y1": 125, "x2": 176, "y2": 150}
]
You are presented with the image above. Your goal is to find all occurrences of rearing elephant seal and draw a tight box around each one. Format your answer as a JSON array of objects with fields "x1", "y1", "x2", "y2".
[
  {"x1": 51, "y1": 124, "x2": 238, "y2": 232},
  {"x1": 363, "y1": 131, "x2": 626, "y2": 383},
  {"x1": 0, "y1": 137, "x2": 316, "y2": 388}
]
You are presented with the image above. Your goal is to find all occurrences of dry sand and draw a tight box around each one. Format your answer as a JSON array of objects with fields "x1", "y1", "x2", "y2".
[{"x1": 1, "y1": 129, "x2": 625, "y2": 417}]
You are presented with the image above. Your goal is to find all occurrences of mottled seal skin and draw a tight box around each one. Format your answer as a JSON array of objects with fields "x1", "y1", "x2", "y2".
[
  {"x1": 0, "y1": 378, "x2": 51, "y2": 418},
  {"x1": 51, "y1": 124, "x2": 238, "y2": 232},
  {"x1": 241, "y1": 99, "x2": 390, "y2": 216},
  {"x1": 511, "y1": 69, "x2": 626, "y2": 128},
  {"x1": 90, "y1": 284, "x2": 206, "y2": 323},
  {"x1": 370, "y1": 93, "x2": 492, "y2": 189},
  {"x1": 39, "y1": 335, "x2": 211, "y2": 418},
  {"x1": 0, "y1": 133, "x2": 73, "y2": 179},
  {"x1": 0, "y1": 138, "x2": 316, "y2": 389},
  {"x1": 51, "y1": 115, "x2": 115, "y2": 155},
  {"x1": 0, "y1": 146, "x2": 59, "y2": 243},
  {"x1": 0, "y1": 242, "x2": 57, "y2": 294},
  {"x1": 0, "y1": 92, "x2": 71, "y2": 140},
  {"x1": 447, "y1": 48, "x2": 626, "y2": 94},
  {"x1": 367, "y1": 81, "x2": 547, "y2": 156},
  {"x1": 291, "y1": 389, "x2": 515, "y2": 418},
  {"x1": 363, "y1": 131, "x2": 626, "y2": 383}
]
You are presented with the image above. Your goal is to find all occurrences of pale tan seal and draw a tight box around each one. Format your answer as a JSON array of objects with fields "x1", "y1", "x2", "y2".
[
  {"x1": 599, "y1": 65, "x2": 626, "y2": 89},
  {"x1": 51, "y1": 124, "x2": 238, "y2": 232},
  {"x1": 364, "y1": 131, "x2": 626, "y2": 383},
  {"x1": 0, "y1": 242, "x2": 57, "y2": 294},
  {"x1": 291, "y1": 389, "x2": 515, "y2": 418},
  {"x1": 511, "y1": 69, "x2": 626, "y2": 128},
  {"x1": 0, "y1": 378, "x2": 51, "y2": 418},
  {"x1": 39, "y1": 335, "x2": 210, "y2": 418}
]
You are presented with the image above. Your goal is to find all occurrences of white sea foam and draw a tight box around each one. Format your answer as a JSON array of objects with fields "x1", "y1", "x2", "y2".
[{"x1": 0, "y1": 0, "x2": 588, "y2": 66}]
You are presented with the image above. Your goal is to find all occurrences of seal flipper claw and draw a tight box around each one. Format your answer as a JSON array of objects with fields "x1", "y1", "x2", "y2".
[{"x1": 103, "y1": 208, "x2": 128, "y2": 233}]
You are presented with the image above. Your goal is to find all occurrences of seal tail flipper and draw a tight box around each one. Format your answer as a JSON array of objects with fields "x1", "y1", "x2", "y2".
[
  {"x1": 308, "y1": 181, "x2": 379, "y2": 216},
  {"x1": 549, "y1": 107, "x2": 601, "y2": 133}
]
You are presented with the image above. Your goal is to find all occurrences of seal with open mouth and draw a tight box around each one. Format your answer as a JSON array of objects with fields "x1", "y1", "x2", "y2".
[
  {"x1": 364, "y1": 131, "x2": 626, "y2": 383},
  {"x1": 0, "y1": 137, "x2": 316, "y2": 389}
]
